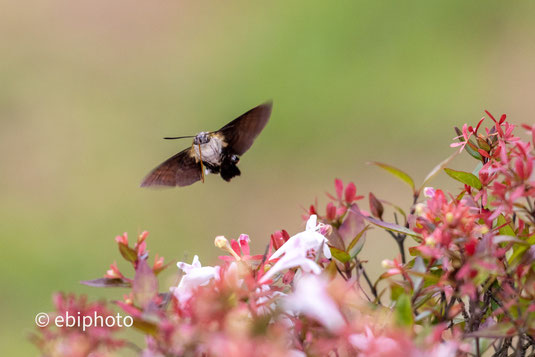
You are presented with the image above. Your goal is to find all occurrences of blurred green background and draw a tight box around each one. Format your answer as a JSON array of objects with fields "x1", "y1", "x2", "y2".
[{"x1": 2, "y1": 0, "x2": 535, "y2": 355}]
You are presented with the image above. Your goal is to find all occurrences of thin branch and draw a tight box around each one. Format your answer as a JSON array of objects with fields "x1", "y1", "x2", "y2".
[{"x1": 356, "y1": 259, "x2": 380, "y2": 304}]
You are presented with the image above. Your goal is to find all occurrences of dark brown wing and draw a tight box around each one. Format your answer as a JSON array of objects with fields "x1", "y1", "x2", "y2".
[
  {"x1": 140, "y1": 148, "x2": 202, "y2": 187},
  {"x1": 217, "y1": 101, "x2": 272, "y2": 156}
]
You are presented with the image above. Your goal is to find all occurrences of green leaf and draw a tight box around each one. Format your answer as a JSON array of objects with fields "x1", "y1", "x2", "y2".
[
  {"x1": 413, "y1": 291, "x2": 436, "y2": 310},
  {"x1": 389, "y1": 283, "x2": 404, "y2": 301},
  {"x1": 507, "y1": 233, "x2": 535, "y2": 265},
  {"x1": 467, "y1": 322, "x2": 516, "y2": 338},
  {"x1": 330, "y1": 247, "x2": 351, "y2": 263},
  {"x1": 444, "y1": 168, "x2": 482, "y2": 190},
  {"x1": 492, "y1": 235, "x2": 529, "y2": 245},
  {"x1": 496, "y1": 214, "x2": 515, "y2": 236},
  {"x1": 465, "y1": 143, "x2": 483, "y2": 160},
  {"x1": 369, "y1": 162, "x2": 415, "y2": 192},
  {"x1": 132, "y1": 318, "x2": 159, "y2": 336},
  {"x1": 363, "y1": 215, "x2": 422, "y2": 241},
  {"x1": 118, "y1": 243, "x2": 138, "y2": 263},
  {"x1": 408, "y1": 246, "x2": 423, "y2": 257},
  {"x1": 476, "y1": 137, "x2": 491, "y2": 151},
  {"x1": 454, "y1": 127, "x2": 483, "y2": 160},
  {"x1": 349, "y1": 237, "x2": 366, "y2": 258},
  {"x1": 394, "y1": 293, "x2": 414, "y2": 327},
  {"x1": 347, "y1": 225, "x2": 371, "y2": 258}
]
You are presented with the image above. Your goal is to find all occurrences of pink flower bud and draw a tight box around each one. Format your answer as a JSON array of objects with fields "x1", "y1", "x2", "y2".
[
  {"x1": 153, "y1": 254, "x2": 165, "y2": 272},
  {"x1": 238, "y1": 234, "x2": 250, "y2": 256},
  {"x1": 344, "y1": 182, "x2": 357, "y2": 203},
  {"x1": 214, "y1": 236, "x2": 229, "y2": 249},
  {"x1": 334, "y1": 179, "x2": 344, "y2": 200},
  {"x1": 115, "y1": 233, "x2": 128, "y2": 245},
  {"x1": 105, "y1": 261, "x2": 123, "y2": 279},
  {"x1": 138, "y1": 230, "x2": 149, "y2": 243},
  {"x1": 326, "y1": 202, "x2": 337, "y2": 221}
]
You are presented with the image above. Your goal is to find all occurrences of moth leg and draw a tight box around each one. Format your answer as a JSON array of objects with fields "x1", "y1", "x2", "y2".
[{"x1": 197, "y1": 143, "x2": 205, "y2": 183}]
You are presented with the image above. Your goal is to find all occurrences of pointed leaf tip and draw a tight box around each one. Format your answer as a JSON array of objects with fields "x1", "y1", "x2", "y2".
[
  {"x1": 369, "y1": 162, "x2": 415, "y2": 192},
  {"x1": 443, "y1": 168, "x2": 482, "y2": 190}
]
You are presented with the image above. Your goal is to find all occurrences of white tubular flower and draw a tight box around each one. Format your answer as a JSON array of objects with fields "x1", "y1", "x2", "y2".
[
  {"x1": 255, "y1": 285, "x2": 286, "y2": 315},
  {"x1": 271, "y1": 215, "x2": 331, "y2": 260},
  {"x1": 172, "y1": 255, "x2": 220, "y2": 307},
  {"x1": 283, "y1": 274, "x2": 345, "y2": 333},
  {"x1": 259, "y1": 215, "x2": 331, "y2": 283}
]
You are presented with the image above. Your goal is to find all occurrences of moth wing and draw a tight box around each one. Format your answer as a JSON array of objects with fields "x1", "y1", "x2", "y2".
[
  {"x1": 217, "y1": 101, "x2": 272, "y2": 156},
  {"x1": 140, "y1": 148, "x2": 202, "y2": 187}
]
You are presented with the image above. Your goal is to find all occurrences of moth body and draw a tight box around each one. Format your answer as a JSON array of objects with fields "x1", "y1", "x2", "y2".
[{"x1": 192, "y1": 132, "x2": 225, "y2": 166}]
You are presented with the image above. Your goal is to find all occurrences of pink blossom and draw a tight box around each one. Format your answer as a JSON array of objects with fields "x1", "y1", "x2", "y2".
[
  {"x1": 423, "y1": 186, "x2": 436, "y2": 198},
  {"x1": 450, "y1": 123, "x2": 473, "y2": 153},
  {"x1": 349, "y1": 327, "x2": 400, "y2": 356}
]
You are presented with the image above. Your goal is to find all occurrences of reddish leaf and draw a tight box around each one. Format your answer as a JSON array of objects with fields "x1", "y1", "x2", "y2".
[
  {"x1": 133, "y1": 259, "x2": 158, "y2": 308},
  {"x1": 338, "y1": 204, "x2": 365, "y2": 245},
  {"x1": 368, "y1": 193, "x2": 384, "y2": 219},
  {"x1": 363, "y1": 214, "x2": 422, "y2": 241},
  {"x1": 477, "y1": 149, "x2": 491, "y2": 159},
  {"x1": 80, "y1": 278, "x2": 131, "y2": 288}
]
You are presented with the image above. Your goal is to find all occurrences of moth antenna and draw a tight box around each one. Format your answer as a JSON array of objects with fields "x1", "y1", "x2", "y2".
[{"x1": 163, "y1": 135, "x2": 196, "y2": 140}]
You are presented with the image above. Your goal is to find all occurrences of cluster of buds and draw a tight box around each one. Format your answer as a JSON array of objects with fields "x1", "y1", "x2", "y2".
[
  {"x1": 103, "y1": 231, "x2": 167, "y2": 283},
  {"x1": 308, "y1": 179, "x2": 363, "y2": 224}
]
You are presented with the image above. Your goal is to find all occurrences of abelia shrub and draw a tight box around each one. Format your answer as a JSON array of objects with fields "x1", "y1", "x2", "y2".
[{"x1": 33, "y1": 113, "x2": 535, "y2": 356}]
